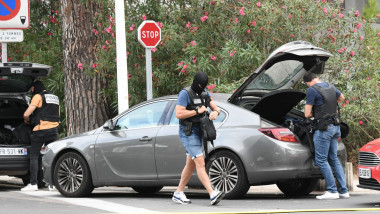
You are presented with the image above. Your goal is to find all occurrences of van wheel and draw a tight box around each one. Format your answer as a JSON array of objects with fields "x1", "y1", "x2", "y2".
[
  {"x1": 54, "y1": 152, "x2": 94, "y2": 197},
  {"x1": 206, "y1": 151, "x2": 250, "y2": 199},
  {"x1": 277, "y1": 178, "x2": 319, "y2": 196}
]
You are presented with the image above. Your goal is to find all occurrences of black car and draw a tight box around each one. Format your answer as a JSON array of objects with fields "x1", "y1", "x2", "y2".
[{"x1": 0, "y1": 62, "x2": 51, "y2": 187}]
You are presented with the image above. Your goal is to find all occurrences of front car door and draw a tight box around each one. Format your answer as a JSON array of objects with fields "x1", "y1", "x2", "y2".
[{"x1": 94, "y1": 100, "x2": 170, "y2": 182}]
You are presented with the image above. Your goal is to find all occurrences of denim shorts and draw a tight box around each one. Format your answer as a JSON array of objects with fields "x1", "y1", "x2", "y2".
[{"x1": 179, "y1": 125, "x2": 203, "y2": 159}]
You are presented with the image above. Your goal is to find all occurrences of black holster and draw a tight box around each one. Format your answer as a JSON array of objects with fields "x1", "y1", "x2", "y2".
[{"x1": 183, "y1": 120, "x2": 192, "y2": 136}]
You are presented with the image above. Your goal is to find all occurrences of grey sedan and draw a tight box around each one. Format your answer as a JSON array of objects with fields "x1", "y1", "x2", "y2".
[{"x1": 42, "y1": 41, "x2": 347, "y2": 199}]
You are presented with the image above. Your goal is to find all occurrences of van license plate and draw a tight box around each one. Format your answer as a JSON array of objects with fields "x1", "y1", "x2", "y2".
[
  {"x1": 359, "y1": 168, "x2": 371, "y2": 179},
  {"x1": 0, "y1": 148, "x2": 27, "y2": 155}
]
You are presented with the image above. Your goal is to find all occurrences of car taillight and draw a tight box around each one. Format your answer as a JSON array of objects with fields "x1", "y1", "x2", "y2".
[{"x1": 258, "y1": 128, "x2": 300, "y2": 143}]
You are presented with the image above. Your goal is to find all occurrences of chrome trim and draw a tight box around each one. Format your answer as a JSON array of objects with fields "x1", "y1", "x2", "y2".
[{"x1": 359, "y1": 151, "x2": 380, "y2": 167}]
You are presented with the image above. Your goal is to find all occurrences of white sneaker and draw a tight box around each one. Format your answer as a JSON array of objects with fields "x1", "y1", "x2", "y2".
[
  {"x1": 210, "y1": 190, "x2": 225, "y2": 205},
  {"x1": 316, "y1": 191, "x2": 339, "y2": 200},
  {"x1": 48, "y1": 185, "x2": 56, "y2": 191},
  {"x1": 172, "y1": 192, "x2": 191, "y2": 204},
  {"x1": 21, "y1": 184, "x2": 38, "y2": 192},
  {"x1": 339, "y1": 192, "x2": 350, "y2": 199}
]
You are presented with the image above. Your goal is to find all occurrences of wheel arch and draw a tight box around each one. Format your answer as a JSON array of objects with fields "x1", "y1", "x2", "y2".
[
  {"x1": 207, "y1": 147, "x2": 249, "y2": 178},
  {"x1": 51, "y1": 148, "x2": 94, "y2": 186}
]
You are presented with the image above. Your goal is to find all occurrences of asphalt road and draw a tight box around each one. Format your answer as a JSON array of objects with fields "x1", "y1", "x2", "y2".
[{"x1": 1, "y1": 176, "x2": 380, "y2": 214}]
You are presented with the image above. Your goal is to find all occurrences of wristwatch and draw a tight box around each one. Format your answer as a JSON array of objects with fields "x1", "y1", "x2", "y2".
[{"x1": 195, "y1": 107, "x2": 199, "y2": 115}]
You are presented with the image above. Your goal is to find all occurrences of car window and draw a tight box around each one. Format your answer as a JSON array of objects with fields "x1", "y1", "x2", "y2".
[
  {"x1": 246, "y1": 60, "x2": 305, "y2": 90},
  {"x1": 169, "y1": 107, "x2": 226, "y2": 125},
  {"x1": 115, "y1": 101, "x2": 169, "y2": 130}
]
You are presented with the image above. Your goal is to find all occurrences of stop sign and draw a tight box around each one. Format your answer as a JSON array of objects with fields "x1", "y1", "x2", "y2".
[{"x1": 138, "y1": 20, "x2": 161, "y2": 48}]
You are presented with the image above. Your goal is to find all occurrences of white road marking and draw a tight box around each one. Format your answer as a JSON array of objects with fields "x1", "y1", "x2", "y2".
[{"x1": 20, "y1": 191, "x2": 159, "y2": 213}]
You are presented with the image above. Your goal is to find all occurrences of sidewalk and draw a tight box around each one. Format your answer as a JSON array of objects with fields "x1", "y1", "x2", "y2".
[{"x1": 1, "y1": 175, "x2": 378, "y2": 194}]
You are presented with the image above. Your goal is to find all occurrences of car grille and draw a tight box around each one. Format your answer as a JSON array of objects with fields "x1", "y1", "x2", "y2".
[
  {"x1": 359, "y1": 178, "x2": 380, "y2": 187},
  {"x1": 359, "y1": 152, "x2": 380, "y2": 166}
]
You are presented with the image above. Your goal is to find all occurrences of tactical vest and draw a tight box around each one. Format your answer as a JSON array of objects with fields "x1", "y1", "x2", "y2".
[
  {"x1": 179, "y1": 87, "x2": 210, "y2": 125},
  {"x1": 31, "y1": 91, "x2": 60, "y2": 127},
  {"x1": 311, "y1": 83, "x2": 337, "y2": 122}
]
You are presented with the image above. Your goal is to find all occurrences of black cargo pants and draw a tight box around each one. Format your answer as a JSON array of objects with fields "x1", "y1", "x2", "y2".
[{"x1": 29, "y1": 127, "x2": 58, "y2": 185}]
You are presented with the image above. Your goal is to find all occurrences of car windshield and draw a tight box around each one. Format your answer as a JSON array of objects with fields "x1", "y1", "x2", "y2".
[
  {"x1": 0, "y1": 75, "x2": 32, "y2": 93},
  {"x1": 246, "y1": 60, "x2": 305, "y2": 90}
]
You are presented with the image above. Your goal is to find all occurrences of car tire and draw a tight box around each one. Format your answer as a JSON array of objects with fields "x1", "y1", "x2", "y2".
[
  {"x1": 54, "y1": 152, "x2": 94, "y2": 197},
  {"x1": 206, "y1": 150, "x2": 250, "y2": 199},
  {"x1": 132, "y1": 186, "x2": 164, "y2": 194},
  {"x1": 276, "y1": 178, "x2": 319, "y2": 196}
]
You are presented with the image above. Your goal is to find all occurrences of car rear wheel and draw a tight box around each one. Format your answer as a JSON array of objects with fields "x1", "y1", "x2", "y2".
[
  {"x1": 276, "y1": 178, "x2": 319, "y2": 196},
  {"x1": 54, "y1": 152, "x2": 94, "y2": 197},
  {"x1": 132, "y1": 186, "x2": 163, "y2": 194},
  {"x1": 206, "y1": 151, "x2": 250, "y2": 199}
]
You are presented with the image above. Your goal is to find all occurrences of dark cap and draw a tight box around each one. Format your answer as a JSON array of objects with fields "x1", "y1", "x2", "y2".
[{"x1": 32, "y1": 80, "x2": 46, "y2": 94}]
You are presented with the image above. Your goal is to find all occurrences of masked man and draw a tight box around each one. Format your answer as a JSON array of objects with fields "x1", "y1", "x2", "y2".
[{"x1": 172, "y1": 72, "x2": 224, "y2": 205}]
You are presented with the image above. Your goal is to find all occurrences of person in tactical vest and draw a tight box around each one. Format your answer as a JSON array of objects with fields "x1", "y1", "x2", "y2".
[
  {"x1": 172, "y1": 71, "x2": 224, "y2": 205},
  {"x1": 21, "y1": 81, "x2": 60, "y2": 192},
  {"x1": 303, "y1": 72, "x2": 349, "y2": 200}
]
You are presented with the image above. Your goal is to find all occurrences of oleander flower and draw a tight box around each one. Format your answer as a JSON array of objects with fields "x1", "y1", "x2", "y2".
[{"x1": 240, "y1": 7, "x2": 245, "y2": 16}]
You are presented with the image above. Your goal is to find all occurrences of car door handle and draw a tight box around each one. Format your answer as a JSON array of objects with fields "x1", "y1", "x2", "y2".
[{"x1": 140, "y1": 136, "x2": 152, "y2": 141}]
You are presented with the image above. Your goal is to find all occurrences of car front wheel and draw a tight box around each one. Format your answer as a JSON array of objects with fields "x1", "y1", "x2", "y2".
[
  {"x1": 206, "y1": 151, "x2": 250, "y2": 199},
  {"x1": 276, "y1": 178, "x2": 319, "y2": 196},
  {"x1": 54, "y1": 152, "x2": 94, "y2": 197}
]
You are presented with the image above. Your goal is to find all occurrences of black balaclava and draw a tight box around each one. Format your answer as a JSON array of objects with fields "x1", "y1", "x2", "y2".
[
  {"x1": 191, "y1": 71, "x2": 208, "y2": 94},
  {"x1": 32, "y1": 80, "x2": 46, "y2": 95}
]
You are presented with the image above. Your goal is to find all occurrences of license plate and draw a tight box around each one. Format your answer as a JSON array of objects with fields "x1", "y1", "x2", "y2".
[
  {"x1": 0, "y1": 148, "x2": 27, "y2": 156},
  {"x1": 359, "y1": 168, "x2": 371, "y2": 179}
]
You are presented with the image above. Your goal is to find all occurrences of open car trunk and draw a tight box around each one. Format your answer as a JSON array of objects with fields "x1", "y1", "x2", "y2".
[
  {"x1": 0, "y1": 98, "x2": 31, "y2": 146},
  {"x1": 251, "y1": 89, "x2": 305, "y2": 125}
]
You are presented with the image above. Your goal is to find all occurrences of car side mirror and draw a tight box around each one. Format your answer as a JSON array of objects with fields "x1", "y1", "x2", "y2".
[{"x1": 103, "y1": 119, "x2": 115, "y2": 130}]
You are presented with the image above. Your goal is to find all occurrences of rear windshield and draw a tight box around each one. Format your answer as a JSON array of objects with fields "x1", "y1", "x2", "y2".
[
  {"x1": 246, "y1": 60, "x2": 305, "y2": 90},
  {"x1": 0, "y1": 75, "x2": 32, "y2": 93}
]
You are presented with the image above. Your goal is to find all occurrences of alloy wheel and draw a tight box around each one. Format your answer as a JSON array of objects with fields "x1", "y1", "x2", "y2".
[
  {"x1": 209, "y1": 156, "x2": 238, "y2": 193},
  {"x1": 57, "y1": 157, "x2": 84, "y2": 193}
]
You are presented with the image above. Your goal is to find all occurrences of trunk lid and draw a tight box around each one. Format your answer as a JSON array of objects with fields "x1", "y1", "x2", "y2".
[
  {"x1": 228, "y1": 41, "x2": 332, "y2": 104},
  {"x1": 0, "y1": 62, "x2": 52, "y2": 94}
]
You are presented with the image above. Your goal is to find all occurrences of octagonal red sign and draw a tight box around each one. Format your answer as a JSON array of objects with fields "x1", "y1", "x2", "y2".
[{"x1": 138, "y1": 20, "x2": 161, "y2": 48}]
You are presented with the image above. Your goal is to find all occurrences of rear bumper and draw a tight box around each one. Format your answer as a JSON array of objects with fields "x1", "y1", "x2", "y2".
[{"x1": 0, "y1": 156, "x2": 29, "y2": 176}]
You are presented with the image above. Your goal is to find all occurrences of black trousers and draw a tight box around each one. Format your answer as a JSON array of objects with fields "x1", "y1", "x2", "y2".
[{"x1": 29, "y1": 128, "x2": 58, "y2": 185}]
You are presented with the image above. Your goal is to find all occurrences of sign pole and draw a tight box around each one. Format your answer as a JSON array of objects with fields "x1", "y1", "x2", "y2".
[
  {"x1": 146, "y1": 48, "x2": 152, "y2": 100},
  {"x1": 115, "y1": 0, "x2": 129, "y2": 113},
  {"x1": 1, "y1": 43, "x2": 7, "y2": 63},
  {"x1": 137, "y1": 20, "x2": 161, "y2": 101}
]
